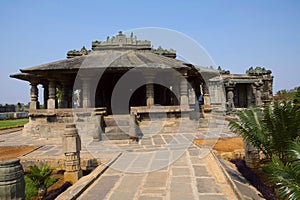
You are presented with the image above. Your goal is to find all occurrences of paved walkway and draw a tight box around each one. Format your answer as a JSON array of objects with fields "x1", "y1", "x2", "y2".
[
  {"x1": 0, "y1": 115, "x2": 263, "y2": 199},
  {"x1": 78, "y1": 145, "x2": 237, "y2": 200}
]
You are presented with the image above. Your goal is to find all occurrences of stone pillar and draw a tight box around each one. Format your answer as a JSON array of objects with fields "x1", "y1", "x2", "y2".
[
  {"x1": 247, "y1": 85, "x2": 252, "y2": 107},
  {"x1": 68, "y1": 87, "x2": 73, "y2": 108},
  {"x1": 145, "y1": 74, "x2": 155, "y2": 107},
  {"x1": 47, "y1": 81, "x2": 57, "y2": 109},
  {"x1": 61, "y1": 83, "x2": 71, "y2": 108},
  {"x1": 29, "y1": 82, "x2": 39, "y2": 110},
  {"x1": 225, "y1": 81, "x2": 236, "y2": 112},
  {"x1": 62, "y1": 124, "x2": 82, "y2": 184},
  {"x1": 172, "y1": 82, "x2": 180, "y2": 105},
  {"x1": 146, "y1": 84, "x2": 154, "y2": 107},
  {"x1": 244, "y1": 141, "x2": 260, "y2": 168},
  {"x1": 82, "y1": 78, "x2": 91, "y2": 108},
  {"x1": 254, "y1": 82, "x2": 263, "y2": 107},
  {"x1": 180, "y1": 76, "x2": 189, "y2": 108},
  {"x1": 43, "y1": 84, "x2": 49, "y2": 109},
  {"x1": 129, "y1": 112, "x2": 137, "y2": 139},
  {"x1": 202, "y1": 83, "x2": 212, "y2": 112},
  {"x1": 227, "y1": 88, "x2": 235, "y2": 111},
  {"x1": 92, "y1": 114, "x2": 103, "y2": 142}
]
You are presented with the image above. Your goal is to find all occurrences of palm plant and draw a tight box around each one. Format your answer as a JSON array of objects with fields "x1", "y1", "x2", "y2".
[
  {"x1": 228, "y1": 107, "x2": 271, "y2": 157},
  {"x1": 27, "y1": 163, "x2": 53, "y2": 198},
  {"x1": 263, "y1": 138, "x2": 300, "y2": 200},
  {"x1": 229, "y1": 101, "x2": 300, "y2": 199},
  {"x1": 263, "y1": 102, "x2": 300, "y2": 160},
  {"x1": 228, "y1": 101, "x2": 300, "y2": 160}
]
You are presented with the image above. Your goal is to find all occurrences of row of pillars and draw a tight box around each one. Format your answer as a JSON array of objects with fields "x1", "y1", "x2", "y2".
[
  {"x1": 145, "y1": 74, "x2": 189, "y2": 108},
  {"x1": 29, "y1": 73, "x2": 192, "y2": 110},
  {"x1": 226, "y1": 81, "x2": 263, "y2": 111},
  {"x1": 29, "y1": 80, "x2": 77, "y2": 110}
]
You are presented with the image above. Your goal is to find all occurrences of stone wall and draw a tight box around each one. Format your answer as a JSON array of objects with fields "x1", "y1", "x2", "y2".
[
  {"x1": 0, "y1": 112, "x2": 28, "y2": 120},
  {"x1": 23, "y1": 108, "x2": 104, "y2": 138}
]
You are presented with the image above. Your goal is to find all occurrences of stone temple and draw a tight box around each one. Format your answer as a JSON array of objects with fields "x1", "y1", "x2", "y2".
[{"x1": 10, "y1": 31, "x2": 273, "y2": 139}]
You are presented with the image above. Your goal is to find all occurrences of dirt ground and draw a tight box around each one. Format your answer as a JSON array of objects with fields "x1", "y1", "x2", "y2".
[
  {"x1": 194, "y1": 137, "x2": 244, "y2": 155},
  {"x1": 0, "y1": 146, "x2": 38, "y2": 161},
  {"x1": 0, "y1": 137, "x2": 244, "y2": 161}
]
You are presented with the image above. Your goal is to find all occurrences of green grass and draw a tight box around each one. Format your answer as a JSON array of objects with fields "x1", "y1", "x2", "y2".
[
  {"x1": 0, "y1": 118, "x2": 29, "y2": 130},
  {"x1": 25, "y1": 175, "x2": 59, "y2": 200}
]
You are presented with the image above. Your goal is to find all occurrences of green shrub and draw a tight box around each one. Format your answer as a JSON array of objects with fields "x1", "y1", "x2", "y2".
[{"x1": 25, "y1": 176, "x2": 38, "y2": 200}]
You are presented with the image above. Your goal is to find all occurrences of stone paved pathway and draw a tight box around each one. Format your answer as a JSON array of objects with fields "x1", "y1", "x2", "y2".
[
  {"x1": 76, "y1": 127, "x2": 238, "y2": 200},
  {"x1": 1, "y1": 115, "x2": 261, "y2": 199},
  {"x1": 78, "y1": 145, "x2": 237, "y2": 200}
]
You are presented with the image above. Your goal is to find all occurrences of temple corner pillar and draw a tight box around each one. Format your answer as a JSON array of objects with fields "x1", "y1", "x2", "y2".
[
  {"x1": 47, "y1": 81, "x2": 57, "y2": 109},
  {"x1": 29, "y1": 81, "x2": 39, "y2": 110}
]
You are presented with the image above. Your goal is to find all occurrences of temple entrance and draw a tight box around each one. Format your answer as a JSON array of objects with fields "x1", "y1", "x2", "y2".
[{"x1": 234, "y1": 84, "x2": 248, "y2": 108}]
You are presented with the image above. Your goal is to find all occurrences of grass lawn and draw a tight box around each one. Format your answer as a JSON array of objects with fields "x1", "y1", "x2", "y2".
[{"x1": 0, "y1": 118, "x2": 29, "y2": 130}]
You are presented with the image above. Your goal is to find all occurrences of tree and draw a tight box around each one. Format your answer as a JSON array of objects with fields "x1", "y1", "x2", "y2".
[
  {"x1": 293, "y1": 87, "x2": 300, "y2": 104},
  {"x1": 263, "y1": 138, "x2": 300, "y2": 200}
]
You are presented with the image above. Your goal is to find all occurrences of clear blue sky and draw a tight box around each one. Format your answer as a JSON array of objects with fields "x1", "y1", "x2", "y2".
[{"x1": 1, "y1": 0, "x2": 300, "y2": 104}]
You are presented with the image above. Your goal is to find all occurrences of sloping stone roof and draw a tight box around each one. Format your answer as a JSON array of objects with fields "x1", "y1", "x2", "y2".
[{"x1": 20, "y1": 50, "x2": 189, "y2": 73}]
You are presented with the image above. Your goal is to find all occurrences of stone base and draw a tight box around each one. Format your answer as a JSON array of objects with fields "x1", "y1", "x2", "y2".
[
  {"x1": 23, "y1": 109, "x2": 104, "y2": 138},
  {"x1": 203, "y1": 105, "x2": 212, "y2": 113},
  {"x1": 64, "y1": 170, "x2": 83, "y2": 184},
  {"x1": 47, "y1": 99, "x2": 56, "y2": 109},
  {"x1": 29, "y1": 101, "x2": 39, "y2": 110}
]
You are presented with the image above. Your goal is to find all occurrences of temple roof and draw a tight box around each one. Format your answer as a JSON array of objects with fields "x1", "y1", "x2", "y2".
[
  {"x1": 11, "y1": 32, "x2": 220, "y2": 82},
  {"x1": 20, "y1": 50, "x2": 188, "y2": 73}
]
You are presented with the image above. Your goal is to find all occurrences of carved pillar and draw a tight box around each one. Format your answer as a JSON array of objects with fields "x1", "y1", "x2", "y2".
[
  {"x1": 63, "y1": 124, "x2": 82, "y2": 184},
  {"x1": 244, "y1": 141, "x2": 260, "y2": 168},
  {"x1": 82, "y1": 78, "x2": 91, "y2": 108},
  {"x1": 47, "y1": 81, "x2": 56, "y2": 109},
  {"x1": 146, "y1": 84, "x2": 154, "y2": 107},
  {"x1": 29, "y1": 81, "x2": 39, "y2": 110},
  {"x1": 145, "y1": 73, "x2": 155, "y2": 107},
  {"x1": 254, "y1": 81, "x2": 263, "y2": 107},
  {"x1": 225, "y1": 81, "x2": 236, "y2": 112},
  {"x1": 68, "y1": 87, "x2": 73, "y2": 108},
  {"x1": 227, "y1": 89, "x2": 235, "y2": 110},
  {"x1": 61, "y1": 83, "x2": 71, "y2": 108},
  {"x1": 180, "y1": 75, "x2": 189, "y2": 108},
  {"x1": 247, "y1": 85, "x2": 252, "y2": 107},
  {"x1": 43, "y1": 83, "x2": 48, "y2": 109}
]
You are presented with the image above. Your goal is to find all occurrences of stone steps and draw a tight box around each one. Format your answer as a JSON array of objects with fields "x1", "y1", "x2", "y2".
[{"x1": 103, "y1": 115, "x2": 131, "y2": 140}]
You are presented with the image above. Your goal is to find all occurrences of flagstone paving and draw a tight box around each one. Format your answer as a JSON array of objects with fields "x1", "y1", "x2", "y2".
[{"x1": 0, "y1": 116, "x2": 264, "y2": 199}]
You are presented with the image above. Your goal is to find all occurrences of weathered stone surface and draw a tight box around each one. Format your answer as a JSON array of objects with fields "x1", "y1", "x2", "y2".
[
  {"x1": 78, "y1": 175, "x2": 120, "y2": 200},
  {"x1": 144, "y1": 171, "x2": 168, "y2": 188},
  {"x1": 196, "y1": 178, "x2": 222, "y2": 193},
  {"x1": 193, "y1": 165, "x2": 210, "y2": 177},
  {"x1": 64, "y1": 170, "x2": 83, "y2": 184},
  {"x1": 172, "y1": 167, "x2": 190, "y2": 176}
]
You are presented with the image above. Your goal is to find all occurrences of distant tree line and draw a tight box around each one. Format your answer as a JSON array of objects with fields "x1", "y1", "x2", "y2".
[{"x1": 274, "y1": 86, "x2": 300, "y2": 104}]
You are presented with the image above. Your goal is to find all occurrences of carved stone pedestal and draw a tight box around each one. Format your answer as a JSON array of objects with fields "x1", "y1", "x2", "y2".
[{"x1": 62, "y1": 124, "x2": 82, "y2": 184}]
